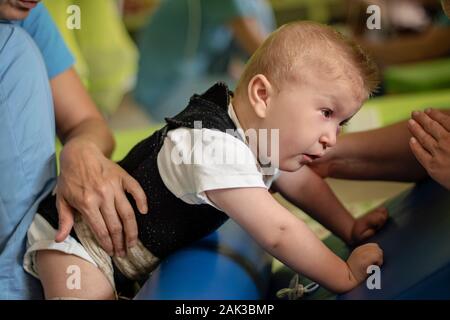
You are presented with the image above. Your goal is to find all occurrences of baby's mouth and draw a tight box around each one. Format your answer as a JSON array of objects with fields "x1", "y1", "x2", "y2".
[
  {"x1": 302, "y1": 153, "x2": 322, "y2": 163},
  {"x1": 300, "y1": 154, "x2": 320, "y2": 164},
  {"x1": 304, "y1": 154, "x2": 321, "y2": 160}
]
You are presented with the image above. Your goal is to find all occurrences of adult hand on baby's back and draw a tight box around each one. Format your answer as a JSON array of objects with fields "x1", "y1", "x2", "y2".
[
  {"x1": 408, "y1": 109, "x2": 450, "y2": 190},
  {"x1": 350, "y1": 207, "x2": 389, "y2": 246},
  {"x1": 54, "y1": 138, "x2": 148, "y2": 257}
]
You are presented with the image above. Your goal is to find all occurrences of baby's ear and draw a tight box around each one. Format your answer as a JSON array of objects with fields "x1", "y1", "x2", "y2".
[{"x1": 247, "y1": 74, "x2": 273, "y2": 119}]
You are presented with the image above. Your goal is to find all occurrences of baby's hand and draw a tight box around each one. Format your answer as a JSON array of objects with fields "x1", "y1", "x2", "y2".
[
  {"x1": 346, "y1": 243, "x2": 384, "y2": 285},
  {"x1": 350, "y1": 207, "x2": 389, "y2": 246}
]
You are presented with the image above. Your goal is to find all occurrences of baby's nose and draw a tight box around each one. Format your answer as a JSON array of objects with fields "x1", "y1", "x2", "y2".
[{"x1": 320, "y1": 133, "x2": 337, "y2": 149}]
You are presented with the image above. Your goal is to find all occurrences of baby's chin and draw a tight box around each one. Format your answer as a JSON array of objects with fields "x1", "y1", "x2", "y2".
[{"x1": 279, "y1": 159, "x2": 305, "y2": 172}]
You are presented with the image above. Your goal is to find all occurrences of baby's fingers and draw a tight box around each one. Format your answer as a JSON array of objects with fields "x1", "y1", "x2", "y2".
[
  {"x1": 367, "y1": 208, "x2": 389, "y2": 229},
  {"x1": 359, "y1": 228, "x2": 375, "y2": 241},
  {"x1": 365, "y1": 243, "x2": 384, "y2": 266}
]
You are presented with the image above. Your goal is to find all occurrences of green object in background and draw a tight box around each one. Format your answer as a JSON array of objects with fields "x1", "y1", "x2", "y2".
[
  {"x1": 384, "y1": 58, "x2": 450, "y2": 94},
  {"x1": 43, "y1": 0, "x2": 90, "y2": 87},
  {"x1": 270, "y1": 0, "x2": 344, "y2": 24},
  {"x1": 346, "y1": 89, "x2": 450, "y2": 132},
  {"x1": 73, "y1": 0, "x2": 138, "y2": 115},
  {"x1": 44, "y1": 0, "x2": 138, "y2": 116},
  {"x1": 122, "y1": 0, "x2": 161, "y2": 32},
  {"x1": 110, "y1": 125, "x2": 163, "y2": 161}
]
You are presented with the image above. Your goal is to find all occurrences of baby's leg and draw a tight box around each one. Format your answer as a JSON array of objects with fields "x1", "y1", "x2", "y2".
[{"x1": 36, "y1": 250, "x2": 115, "y2": 300}]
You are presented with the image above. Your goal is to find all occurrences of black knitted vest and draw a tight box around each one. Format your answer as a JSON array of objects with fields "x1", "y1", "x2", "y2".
[{"x1": 37, "y1": 82, "x2": 239, "y2": 259}]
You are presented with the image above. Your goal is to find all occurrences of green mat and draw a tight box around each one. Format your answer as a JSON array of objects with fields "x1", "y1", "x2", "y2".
[
  {"x1": 384, "y1": 58, "x2": 450, "y2": 94},
  {"x1": 346, "y1": 88, "x2": 450, "y2": 132}
]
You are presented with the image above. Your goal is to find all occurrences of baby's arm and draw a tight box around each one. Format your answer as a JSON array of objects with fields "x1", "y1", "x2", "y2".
[
  {"x1": 273, "y1": 166, "x2": 388, "y2": 246},
  {"x1": 206, "y1": 187, "x2": 383, "y2": 293}
]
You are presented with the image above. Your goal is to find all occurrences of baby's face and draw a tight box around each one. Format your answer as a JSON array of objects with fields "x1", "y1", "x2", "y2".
[{"x1": 261, "y1": 72, "x2": 365, "y2": 172}]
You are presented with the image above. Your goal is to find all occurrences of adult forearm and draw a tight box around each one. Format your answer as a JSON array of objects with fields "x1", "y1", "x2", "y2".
[
  {"x1": 329, "y1": 121, "x2": 428, "y2": 181},
  {"x1": 357, "y1": 27, "x2": 450, "y2": 67},
  {"x1": 52, "y1": 68, "x2": 115, "y2": 158},
  {"x1": 61, "y1": 117, "x2": 115, "y2": 158}
]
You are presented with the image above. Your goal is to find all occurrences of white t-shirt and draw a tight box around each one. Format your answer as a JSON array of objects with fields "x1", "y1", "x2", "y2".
[{"x1": 157, "y1": 103, "x2": 280, "y2": 210}]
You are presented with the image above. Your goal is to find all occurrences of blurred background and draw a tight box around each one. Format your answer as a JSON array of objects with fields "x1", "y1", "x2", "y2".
[{"x1": 45, "y1": 0, "x2": 450, "y2": 262}]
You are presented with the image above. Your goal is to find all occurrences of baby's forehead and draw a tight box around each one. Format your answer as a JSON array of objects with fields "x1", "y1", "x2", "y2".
[{"x1": 287, "y1": 63, "x2": 367, "y2": 100}]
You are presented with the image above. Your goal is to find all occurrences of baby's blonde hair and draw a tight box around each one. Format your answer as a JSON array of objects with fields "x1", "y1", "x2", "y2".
[{"x1": 236, "y1": 21, "x2": 379, "y2": 99}]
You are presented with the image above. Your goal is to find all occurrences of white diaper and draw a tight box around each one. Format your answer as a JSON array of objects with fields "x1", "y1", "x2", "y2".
[
  {"x1": 24, "y1": 212, "x2": 159, "y2": 297},
  {"x1": 23, "y1": 213, "x2": 99, "y2": 280}
]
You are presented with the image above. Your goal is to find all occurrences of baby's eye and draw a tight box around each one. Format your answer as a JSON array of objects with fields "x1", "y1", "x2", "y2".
[{"x1": 321, "y1": 109, "x2": 333, "y2": 118}]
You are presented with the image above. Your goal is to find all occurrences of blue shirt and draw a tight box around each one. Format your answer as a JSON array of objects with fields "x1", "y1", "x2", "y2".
[
  {"x1": 15, "y1": 3, "x2": 75, "y2": 79},
  {"x1": 0, "y1": 3, "x2": 73, "y2": 299}
]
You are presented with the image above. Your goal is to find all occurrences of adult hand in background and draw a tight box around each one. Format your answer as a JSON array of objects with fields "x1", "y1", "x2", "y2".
[{"x1": 408, "y1": 108, "x2": 450, "y2": 190}]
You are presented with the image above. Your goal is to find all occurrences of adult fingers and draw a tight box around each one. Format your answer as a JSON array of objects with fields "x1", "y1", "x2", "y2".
[
  {"x1": 409, "y1": 137, "x2": 432, "y2": 169},
  {"x1": 114, "y1": 189, "x2": 139, "y2": 249},
  {"x1": 425, "y1": 108, "x2": 450, "y2": 132},
  {"x1": 100, "y1": 190, "x2": 126, "y2": 257},
  {"x1": 79, "y1": 197, "x2": 115, "y2": 256},
  {"x1": 411, "y1": 111, "x2": 447, "y2": 141},
  {"x1": 55, "y1": 195, "x2": 75, "y2": 243},
  {"x1": 122, "y1": 175, "x2": 148, "y2": 214},
  {"x1": 408, "y1": 118, "x2": 437, "y2": 155}
]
